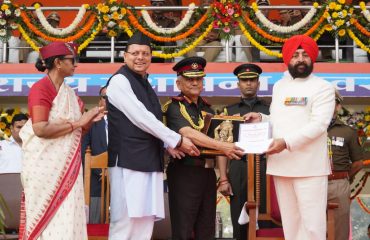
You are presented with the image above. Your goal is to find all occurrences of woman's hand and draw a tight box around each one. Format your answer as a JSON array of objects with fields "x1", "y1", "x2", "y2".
[{"x1": 78, "y1": 107, "x2": 105, "y2": 128}]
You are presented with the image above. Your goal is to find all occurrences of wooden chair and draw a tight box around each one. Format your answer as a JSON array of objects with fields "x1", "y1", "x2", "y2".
[
  {"x1": 84, "y1": 148, "x2": 110, "y2": 240},
  {"x1": 245, "y1": 154, "x2": 338, "y2": 240}
]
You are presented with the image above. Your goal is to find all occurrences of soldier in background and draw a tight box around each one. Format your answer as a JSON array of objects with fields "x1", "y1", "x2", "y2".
[
  {"x1": 327, "y1": 90, "x2": 364, "y2": 240},
  {"x1": 217, "y1": 64, "x2": 270, "y2": 240}
]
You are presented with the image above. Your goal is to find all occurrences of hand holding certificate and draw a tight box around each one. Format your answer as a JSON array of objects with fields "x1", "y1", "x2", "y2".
[{"x1": 236, "y1": 122, "x2": 273, "y2": 154}]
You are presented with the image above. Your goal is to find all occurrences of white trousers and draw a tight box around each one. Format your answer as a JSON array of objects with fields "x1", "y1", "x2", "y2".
[
  {"x1": 274, "y1": 176, "x2": 328, "y2": 240},
  {"x1": 109, "y1": 167, "x2": 155, "y2": 240}
]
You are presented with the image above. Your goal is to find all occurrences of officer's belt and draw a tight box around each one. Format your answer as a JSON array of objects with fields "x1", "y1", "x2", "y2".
[
  {"x1": 328, "y1": 171, "x2": 349, "y2": 181},
  {"x1": 170, "y1": 158, "x2": 215, "y2": 168}
]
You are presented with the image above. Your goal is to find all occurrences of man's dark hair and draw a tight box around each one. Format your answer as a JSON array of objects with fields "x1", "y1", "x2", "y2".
[{"x1": 11, "y1": 113, "x2": 28, "y2": 126}]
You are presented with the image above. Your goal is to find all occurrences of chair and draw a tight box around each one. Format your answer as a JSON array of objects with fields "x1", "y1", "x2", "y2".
[
  {"x1": 84, "y1": 148, "x2": 110, "y2": 240},
  {"x1": 245, "y1": 154, "x2": 338, "y2": 240}
]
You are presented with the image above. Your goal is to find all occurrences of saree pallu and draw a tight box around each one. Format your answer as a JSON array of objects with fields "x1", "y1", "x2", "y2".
[{"x1": 19, "y1": 83, "x2": 87, "y2": 240}]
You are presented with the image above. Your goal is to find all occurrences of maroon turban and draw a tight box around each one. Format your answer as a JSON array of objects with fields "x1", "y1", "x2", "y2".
[
  {"x1": 282, "y1": 35, "x2": 318, "y2": 66},
  {"x1": 40, "y1": 42, "x2": 78, "y2": 59}
]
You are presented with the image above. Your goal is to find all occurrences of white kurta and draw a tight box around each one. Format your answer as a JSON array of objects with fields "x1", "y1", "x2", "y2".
[
  {"x1": 107, "y1": 73, "x2": 180, "y2": 220},
  {"x1": 0, "y1": 137, "x2": 22, "y2": 174},
  {"x1": 261, "y1": 71, "x2": 335, "y2": 240},
  {"x1": 265, "y1": 71, "x2": 335, "y2": 177}
]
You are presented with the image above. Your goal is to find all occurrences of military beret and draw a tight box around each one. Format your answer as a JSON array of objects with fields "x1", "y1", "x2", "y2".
[
  {"x1": 233, "y1": 63, "x2": 262, "y2": 79},
  {"x1": 299, "y1": 0, "x2": 313, "y2": 3},
  {"x1": 47, "y1": 12, "x2": 60, "y2": 22},
  {"x1": 173, "y1": 56, "x2": 206, "y2": 78},
  {"x1": 256, "y1": 0, "x2": 270, "y2": 6}
]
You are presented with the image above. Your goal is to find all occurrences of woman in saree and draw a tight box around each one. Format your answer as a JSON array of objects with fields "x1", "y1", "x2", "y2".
[{"x1": 19, "y1": 42, "x2": 104, "y2": 240}]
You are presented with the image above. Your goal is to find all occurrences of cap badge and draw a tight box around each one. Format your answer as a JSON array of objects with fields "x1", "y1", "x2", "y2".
[{"x1": 191, "y1": 62, "x2": 198, "y2": 69}]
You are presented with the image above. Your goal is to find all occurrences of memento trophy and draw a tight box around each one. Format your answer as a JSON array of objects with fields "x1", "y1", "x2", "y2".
[{"x1": 200, "y1": 114, "x2": 245, "y2": 155}]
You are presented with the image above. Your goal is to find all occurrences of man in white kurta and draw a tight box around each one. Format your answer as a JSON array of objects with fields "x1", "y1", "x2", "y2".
[
  {"x1": 106, "y1": 32, "x2": 199, "y2": 240},
  {"x1": 245, "y1": 35, "x2": 335, "y2": 240},
  {"x1": 0, "y1": 114, "x2": 28, "y2": 174}
]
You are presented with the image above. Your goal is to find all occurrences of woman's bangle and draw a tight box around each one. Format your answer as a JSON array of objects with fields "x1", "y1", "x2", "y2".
[
  {"x1": 67, "y1": 122, "x2": 74, "y2": 132},
  {"x1": 177, "y1": 136, "x2": 183, "y2": 148}
]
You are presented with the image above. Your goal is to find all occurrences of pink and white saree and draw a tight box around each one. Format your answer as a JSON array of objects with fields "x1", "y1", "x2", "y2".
[{"x1": 19, "y1": 82, "x2": 87, "y2": 240}]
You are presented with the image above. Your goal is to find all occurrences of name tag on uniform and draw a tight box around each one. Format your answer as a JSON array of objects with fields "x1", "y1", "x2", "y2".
[
  {"x1": 284, "y1": 97, "x2": 307, "y2": 106},
  {"x1": 331, "y1": 136, "x2": 344, "y2": 147}
]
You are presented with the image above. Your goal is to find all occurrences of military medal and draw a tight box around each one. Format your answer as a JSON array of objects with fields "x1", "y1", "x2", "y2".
[{"x1": 284, "y1": 97, "x2": 308, "y2": 106}]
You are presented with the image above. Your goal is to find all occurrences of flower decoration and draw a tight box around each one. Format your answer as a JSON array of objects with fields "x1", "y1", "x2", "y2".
[
  {"x1": 141, "y1": 3, "x2": 196, "y2": 35},
  {"x1": 34, "y1": 3, "x2": 89, "y2": 36},
  {"x1": 95, "y1": 0, "x2": 128, "y2": 37},
  {"x1": 339, "y1": 106, "x2": 370, "y2": 148},
  {"x1": 0, "y1": 0, "x2": 20, "y2": 41},
  {"x1": 325, "y1": 0, "x2": 352, "y2": 38},
  {"x1": 211, "y1": 0, "x2": 242, "y2": 39},
  {"x1": 0, "y1": 107, "x2": 24, "y2": 140}
]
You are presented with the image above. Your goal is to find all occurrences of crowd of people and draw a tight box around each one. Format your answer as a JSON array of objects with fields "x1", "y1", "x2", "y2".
[{"x1": 0, "y1": 28, "x2": 367, "y2": 240}]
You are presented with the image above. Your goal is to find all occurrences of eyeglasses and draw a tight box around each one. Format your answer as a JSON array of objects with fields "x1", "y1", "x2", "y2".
[
  {"x1": 100, "y1": 95, "x2": 108, "y2": 100},
  {"x1": 60, "y1": 56, "x2": 78, "y2": 65},
  {"x1": 126, "y1": 51, "x2": 151, "y2": 58}
]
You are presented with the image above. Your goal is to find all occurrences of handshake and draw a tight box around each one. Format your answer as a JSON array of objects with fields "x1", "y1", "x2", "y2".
[{"x1": 166, "y1": 125, "x2": 245, "y2": 160}]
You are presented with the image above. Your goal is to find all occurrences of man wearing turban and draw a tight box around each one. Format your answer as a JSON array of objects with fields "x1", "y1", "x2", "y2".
[{"x1": 244, "y1": 35, "x2": 335, "y2": 240}]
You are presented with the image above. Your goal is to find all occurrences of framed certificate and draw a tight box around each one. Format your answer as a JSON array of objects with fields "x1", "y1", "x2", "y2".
[
  {"x1": 236, "y1": 122, "x2": 273, "y2": 154},
  {"x1": 200, "y1": 115, "x2": 245, "y2": 156}
]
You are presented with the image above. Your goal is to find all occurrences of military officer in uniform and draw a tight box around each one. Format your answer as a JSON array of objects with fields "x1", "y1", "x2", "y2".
[
  {"x1": 164, "y1": 56, "x2": 244, "y2": 239},
  {"x1": 217, "y1": 64, "x2": 270, "y2": 240},
  {"x1": 327, "y1": 90, "x2": 363, "y2": 240}
]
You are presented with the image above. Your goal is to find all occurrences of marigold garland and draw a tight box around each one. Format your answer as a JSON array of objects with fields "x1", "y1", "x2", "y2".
[
  {"x1": 127, "y1": 9, "x2": 208, "y2": 42},
  {"x1": 242, "y1": 11, "x2": 327, "y2": 43},
  {"x1": 251, "y1": 1, "x2": 318, "y2": 33},
  {"x1": 347, "y1": 29, "x2": 370, "y2": 54},
  {"x1": 351, "y1": 18, "x2": 370, "y2": 37},
  {"x1": 243, "y1": 14, "x2": 285, "y2": 43},
  {"x1": 356, "y1": 196, "x2": 370, "y2": 214},
  {"x1": 77, "y1": 20, "x2": 103, "y2": 53},
  {"x1": 17, "y1": 24, "x2": 39, "y2": 51},
  {"x1": 350, "y1": 171, "x2": 369, "y2": 200},
  {"x1": 151, "y1": 22, "x2": 213, "y2": 59},
  {"x1": 238, "y1": 22, "x2": 282, "y2": 58},
  {"x1": 303, "y1": 12, "x2": 328, "y2": 36},
  {"x1": 141, "y1": 3, "x2": 196, "y2": 34},
  {"x1": 34, "y1": 3, "x2": 89, "y2": 36},
  {"x1": 20, "y1": 11, "x2": 97, "y2": 42},
  {"x1": 313, "y1": 25, "x2": 327, "y2": 41},
  {"x1": 122, "y1": 25, "x2": 133, "y2": 38}
]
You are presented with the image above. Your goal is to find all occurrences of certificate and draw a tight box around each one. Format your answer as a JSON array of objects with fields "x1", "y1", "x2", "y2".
[{"x1": 236, "y1": 122, "x2": 272, "y2": 154}]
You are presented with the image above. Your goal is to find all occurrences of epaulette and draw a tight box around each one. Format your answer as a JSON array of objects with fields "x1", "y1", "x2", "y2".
[
  {"x1": 200, "y1": 96, "x2": 211, "y2": 106},
  {"x1": 162, "y1": 99, "x2": 173, "y2": 113}
]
